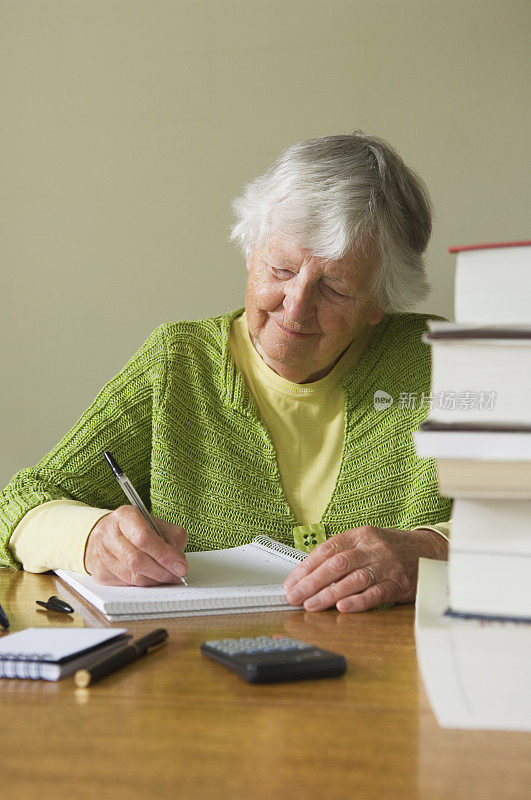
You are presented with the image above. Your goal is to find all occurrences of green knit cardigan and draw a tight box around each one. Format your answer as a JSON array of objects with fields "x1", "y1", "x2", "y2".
[{"x1": 0, "y1": 308, "x2": 451, "y2": 568}]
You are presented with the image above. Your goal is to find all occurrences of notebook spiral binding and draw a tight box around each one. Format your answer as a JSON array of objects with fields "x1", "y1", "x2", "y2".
[
  {"x1": 0, "y1": 652, "x2": 54, "y2": 680},
  {"x1": 252, "y1": 535, "x2": 306, "y2": 563}
]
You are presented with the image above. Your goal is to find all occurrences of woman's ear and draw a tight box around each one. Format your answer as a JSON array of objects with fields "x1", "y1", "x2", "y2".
[
  {"x1": 368, "y1": 308, "x2": 384, "y2": 326},
  {"x1": 245, "y1": 247, "x2": 257, "y2": 274}
]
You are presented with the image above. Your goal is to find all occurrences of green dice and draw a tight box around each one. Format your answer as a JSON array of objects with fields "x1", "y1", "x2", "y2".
[{"x1": 292, "y1": 523, "x2": 327, "y2": 553}]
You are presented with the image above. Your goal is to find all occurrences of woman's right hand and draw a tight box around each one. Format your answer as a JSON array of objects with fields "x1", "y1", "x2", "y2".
[{"x1": 84, "y1": 505, "x2": 188, "y2": 586}]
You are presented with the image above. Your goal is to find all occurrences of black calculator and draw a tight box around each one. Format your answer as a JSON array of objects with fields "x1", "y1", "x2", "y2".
[{"x1": 200, "y1": 634, "x2": 347, "y2": 683}]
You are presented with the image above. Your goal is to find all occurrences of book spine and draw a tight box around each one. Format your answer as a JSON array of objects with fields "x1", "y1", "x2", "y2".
[
  {"x1": 449, "y1": 241, "x2": 531, "y2": 252},
  {"x1": 0, "y1": 653, "x2": 52, "y2": 679}
]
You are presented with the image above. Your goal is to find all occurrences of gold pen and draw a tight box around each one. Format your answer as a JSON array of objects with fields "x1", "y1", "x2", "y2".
[{"x1": 75, "y1": 628, "x2": 168, "y2": 687}]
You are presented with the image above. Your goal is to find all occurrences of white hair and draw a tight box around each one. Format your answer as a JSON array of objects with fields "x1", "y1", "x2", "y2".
[{"x1": 229, "y1": 131, "x2": 432, "y2": 312}]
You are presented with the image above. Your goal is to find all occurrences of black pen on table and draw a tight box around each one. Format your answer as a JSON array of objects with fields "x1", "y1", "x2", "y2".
[
  {"x1": 0, "y1": 603, "x2": 9, "y2": 631},
  {"x1": 74, "y1": 628, "x2": 168, "y2": 687},
  {"x1": 104, "y1": 451, "x2": 187, "y2": 585}
]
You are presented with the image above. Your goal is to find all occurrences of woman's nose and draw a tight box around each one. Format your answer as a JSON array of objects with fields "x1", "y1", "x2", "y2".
[{"x1": 282, "y1": 277, "x2": 317, "y2": 322}]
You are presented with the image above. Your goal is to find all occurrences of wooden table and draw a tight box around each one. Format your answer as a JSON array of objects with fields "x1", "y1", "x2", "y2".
[{"x1": 1, "y1": 568, "x2": 529, "y2": 800}]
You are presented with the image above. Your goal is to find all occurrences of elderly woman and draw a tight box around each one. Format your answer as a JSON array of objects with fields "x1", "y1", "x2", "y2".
[{"x1": 0, "y1": 131, "x2": 451, "y2": 613}]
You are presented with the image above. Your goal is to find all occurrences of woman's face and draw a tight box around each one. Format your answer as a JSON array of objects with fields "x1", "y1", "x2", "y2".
[{"x1": 244, "y1": 236, "x2": 384, "y2": 383}]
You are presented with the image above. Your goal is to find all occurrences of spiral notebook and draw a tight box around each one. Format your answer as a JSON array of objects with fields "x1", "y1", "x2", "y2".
[
  {"x1": 55, "y1": 535, "x2": 307, "y2": 621},
  {"x1": 0, "y1": 627, "x2": 129, "y2": 680}
]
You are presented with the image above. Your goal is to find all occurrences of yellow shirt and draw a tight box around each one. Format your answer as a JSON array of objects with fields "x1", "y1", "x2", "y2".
[
  {"x1": 9, "y1": 311, "x2": 449, "y2": 572},
  {"x1": 229, "y1": 312, "x2": 373, "y2": 523}
]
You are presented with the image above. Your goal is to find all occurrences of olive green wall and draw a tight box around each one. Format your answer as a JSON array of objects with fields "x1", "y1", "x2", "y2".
[{"x1": 1, "y1": 0, "x2": 529, "y2": 484}]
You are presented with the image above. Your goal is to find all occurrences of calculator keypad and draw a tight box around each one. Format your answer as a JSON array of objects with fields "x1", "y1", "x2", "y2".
[{"x1": 204, "y1": 636, "x2": 313, "y2": 657}]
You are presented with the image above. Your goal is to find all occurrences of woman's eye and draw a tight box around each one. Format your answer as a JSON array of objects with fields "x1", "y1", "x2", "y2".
[
  {"x1": 271, "y1": 266, "x2": 293, "y2": 279},
  {"x1": 321, "y1": 283, "x2": 345, "y2": 299},
  {"x1": 269, "y1": 264, "x2": 346, "y2": 298}
]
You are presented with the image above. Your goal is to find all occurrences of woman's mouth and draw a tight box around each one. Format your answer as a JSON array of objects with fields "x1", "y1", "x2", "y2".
[{"x1": 275, "y1": 320, "x2": 315, "y2": 338}]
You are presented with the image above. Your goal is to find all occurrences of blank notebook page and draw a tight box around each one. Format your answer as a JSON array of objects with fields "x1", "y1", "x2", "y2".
[
  {"x1": 185, "y1": 543, "x2": 296, "y2": 587},
  {"x1": 56, "y1": 541, "x2": 300, "y2": 607}
]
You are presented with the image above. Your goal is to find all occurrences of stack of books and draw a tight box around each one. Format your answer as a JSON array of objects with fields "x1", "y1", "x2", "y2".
[
  {"x1": 415, "y1": 559, "x2": 531, "y2": 731},
  {"x1": 414, "y1": 240, "x2": 531, "y2": 620},
  {"x1": 414, "y1": 241, "x2": 531, "y2": 732}
]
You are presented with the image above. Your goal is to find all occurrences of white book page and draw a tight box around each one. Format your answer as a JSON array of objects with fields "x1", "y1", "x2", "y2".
[
  {"x1": 184, "y1": 543, "x2": 296, "y2": 588},
  {"x1": 0, "y1": 627, "x2": 127, "y2": 661},
  {"x1": 415, "y1": 559, "x2": 531, "y2": 731},
  {"x1": 55, "y1": 539, "x2": 300, "y2": 612}
]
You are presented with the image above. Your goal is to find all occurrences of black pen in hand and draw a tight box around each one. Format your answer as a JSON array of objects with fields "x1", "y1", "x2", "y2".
[
  {"x1": 74, "y1": 628, "x2": 168, "y2": 687},
  {"x1": 104, "y1": 451, "x2": 187, "y2": 585}
]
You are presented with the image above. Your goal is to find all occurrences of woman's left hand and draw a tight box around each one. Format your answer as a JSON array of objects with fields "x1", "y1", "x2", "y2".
[{"x1": 284, "y1": 525, "x2": 448, "y2": 613}]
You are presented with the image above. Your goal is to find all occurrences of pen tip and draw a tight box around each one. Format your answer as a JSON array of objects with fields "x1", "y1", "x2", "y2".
[{"x1": 103, "y1": 451, "x2": 122, "y2": 475}]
